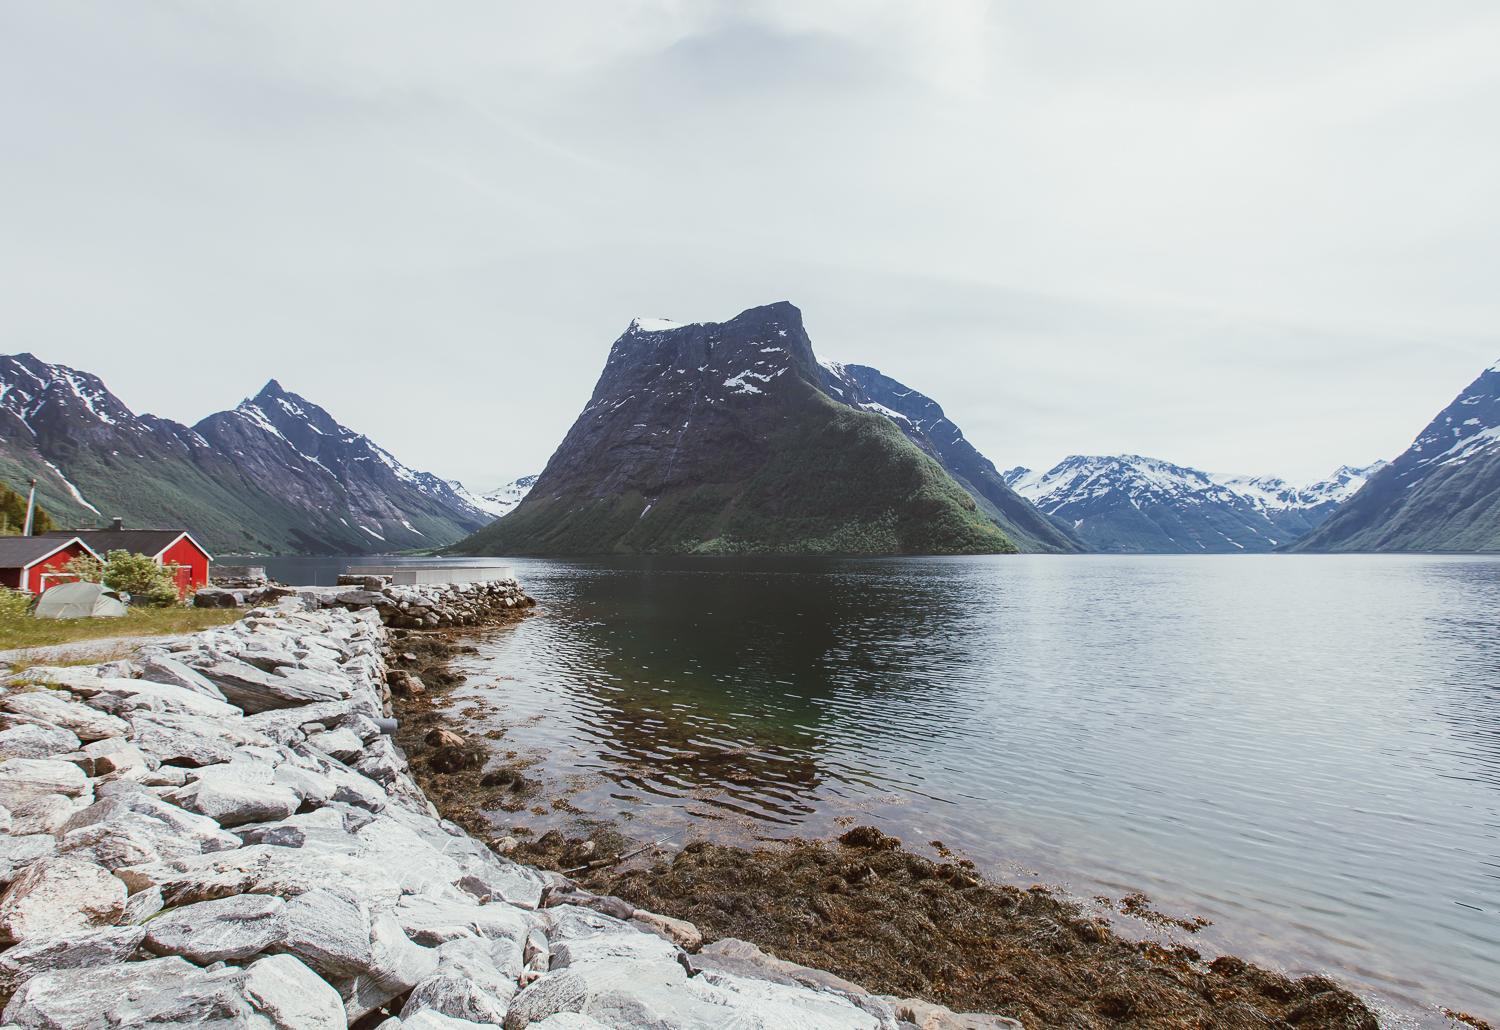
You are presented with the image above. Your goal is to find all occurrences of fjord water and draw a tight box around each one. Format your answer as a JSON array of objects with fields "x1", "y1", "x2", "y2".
[{"x1": 252, "y1": 553, "x2": 1498, "y2": 1022}]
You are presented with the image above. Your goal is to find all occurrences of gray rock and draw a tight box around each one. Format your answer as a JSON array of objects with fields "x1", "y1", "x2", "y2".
[
  {"x1": 274, "y1": 886, "x2": 373, "y2": 979},
  {"x1": 306, "y1": 726, "x2": 363, "y2": 762},
  {"x1": 1, "y1": 953, "x2": 343, "y2": 1029},
  {"x1": 193, "y1": 659, "x2": 344, "y2": 713},
  {"x1": 394, "y1": 894, "x2": 530, "y2": 952},
  {"x1": 145, "y1": 892, "x2": 290, "y2": 963},
  {"x1": 5, "y1": 793, "x2": 83, "y2": 836},
  {"x1": 127, "y1": 712, "x2": 239, "y2": 768},
  {"x1": 163, "y1": 767, "x2": 300, "y2": 828},
  {"x1": 402, "y1": 1013, "x2": 494, "y2": 1029},
  {"x1": 402, "y1": 936, "x2": 520, "y2": 1024},
  {"x1": 234, "y1": 807, "x2": 348, "y2": 847},
  {"x1": 0, "y1": 924, "x2": 147, "y2": 1002},
  {"x1": 80, "y1": 736, "x2": 155, "y2": 777},
  {"x1": 59, "y1": 789, "x2": 240, "y2": 868},
  {"x1": 340, "y1": 913, "x2": 440, "y2": 1022},
  {"x1": 0, "y1": 721, "x2": 80, "y2": 760},
  {"x1": 0, "y1": 691, "x2": 127, "y2": 741},
  {"x1": 240, "y1": 953, "x2": 347, "y2": 1029},
  {"x1": 0, "y1": 857, "x2": 127, "y2": 943},
  {"x1": 138, "y1": 654, "x2": 228, "y2": 700},
  {"x1": 0, "y1": 803, "x2": 8, "y2": 833},
  {"x1": 0, "y1": 758, "x2": 88, "y2": 804},
  {"x1": 0, "y1": 835, "x2": 55, "y2": 887},
  {"x1": 529, "y1": 1015, "x2": 618, "y2": 1030},
  {"x1": 82, "y1": 678, "x2": 242, "y2": 722},
  {"x1": 122, "y1": 884, "x2": 165, "y2": 924}
]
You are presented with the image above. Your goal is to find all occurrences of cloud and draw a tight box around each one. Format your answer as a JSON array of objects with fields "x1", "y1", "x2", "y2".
[{"x1": 0, "y1": 1, "x2": 1495, "y2": 487}]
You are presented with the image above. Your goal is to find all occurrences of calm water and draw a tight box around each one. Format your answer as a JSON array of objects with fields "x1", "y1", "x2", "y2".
[{"x1": 247, "y1": 554, "x2": 1499, "y2": 1024}]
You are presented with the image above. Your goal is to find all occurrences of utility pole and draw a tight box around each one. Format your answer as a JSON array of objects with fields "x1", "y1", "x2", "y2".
[{"x1": 22, "y1": 478, "x2": 36, "y2": 536}]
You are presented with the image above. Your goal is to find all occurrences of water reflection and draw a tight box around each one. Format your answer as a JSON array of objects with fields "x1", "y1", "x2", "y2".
[{"x1": 246, "y1": 553, "x2": 1500, "y2": 1026}]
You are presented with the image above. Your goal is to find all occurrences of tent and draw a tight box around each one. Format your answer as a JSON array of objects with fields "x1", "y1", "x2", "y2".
[{"x1": 35, "y1": 581, "x2": 128, "y2": 620}]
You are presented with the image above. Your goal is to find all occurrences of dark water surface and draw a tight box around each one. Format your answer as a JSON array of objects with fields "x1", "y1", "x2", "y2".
[{"x1": 246, "y1": 554, "x2": 1499, "y2": 1024}]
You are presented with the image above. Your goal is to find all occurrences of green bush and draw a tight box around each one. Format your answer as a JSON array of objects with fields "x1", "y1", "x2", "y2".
[
  {"x1": 0, "y1": 586, "x2": 35, "y2": 625},
  {"x1": 65, "y1": 550, "x2": 180, "y2": 607}
]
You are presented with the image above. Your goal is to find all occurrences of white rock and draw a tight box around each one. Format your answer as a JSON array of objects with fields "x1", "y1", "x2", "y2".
[
  {"x1": 402, "y1": 935, "x2": 519, "y2": 1024},
  {"x1": 194, "y1": 660, "x2": 344, "y2": 713},
  {"x1": 0, "y1": 856, "x2": 126, "y2": 943},
  {"x1": 5, "y1": 793, "x2": 85, "y2": 836},
  {"x1": 0, "y1": 721, "x2": 80, "y2": 760},
  {"x1": 340, "y1": 913, "x2": 440, "y2": 1022},
  {"x1": 83, "y1": 678, "x2": 242, "y2": 721},
  {"x1": 81, "y1": 736, "x2": 155, "y2": 777},
  {"x1": 137, "y1": 654, "x2": 228, "y2": 700},
  {"x1": 0, "y1": 691, "x2": 127, "y2": 742},
  {"x1": 0, "y1": 758, "x2": 88, "y2": 804},
  {"x1": 0, "y1": 835, "x2": 55, "y2": 887},
  {"x1": 306, "y1": 726, "x2": 363, "y2": 762},
  {"x1": 163, "y1": 774, "x2": 300, "y2": 828},
  {"x1": 275, "y1": 885, "x2": 373, "y2": 979},
  {"x1": 0, "y1": 924, "x2": 147, "y2": 1001},
  {"x1": 241, "y1": 953, "x2": 347, "y2": 1030},
  {"x1": 145, "y1": 892, "x2": 290, "y2": 963}
]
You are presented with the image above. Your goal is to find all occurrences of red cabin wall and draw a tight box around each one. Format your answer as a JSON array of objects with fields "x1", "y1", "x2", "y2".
[
  {"x1": 0, "y1": 568, "x2": 21, "y2": 590},
  {"x1": 23, "y1": 543, "x2": 89, "y2": 594},
  {"x1": 158, "y1": 537, "x2": 210, "y2": 597}
]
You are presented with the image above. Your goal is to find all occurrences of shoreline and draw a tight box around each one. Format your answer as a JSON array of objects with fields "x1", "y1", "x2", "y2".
[{"x1": 392, "y1": 612, "x2": 1405, "y2": 1030}]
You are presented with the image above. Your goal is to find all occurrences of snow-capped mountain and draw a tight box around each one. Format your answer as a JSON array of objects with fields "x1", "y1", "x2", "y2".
[
  {"x1": 818, "y1": 361, "x2": 1082, "y2": 552},
  {"x1": 1003, "y1": 456, "x2": 1380, "y2": 553},
  {"x1": 450, "y1": 302, "x2": 1015, "y2": 556},
  {"x1": 466, "y1": 475, "x2": 538, "y2": 519},
  {"x1": 0, "y1": 354, "x2": 491, "y2": 553},
  {"x1": 1294, "y1": 360, "x2": 1500, "y2": 551}
]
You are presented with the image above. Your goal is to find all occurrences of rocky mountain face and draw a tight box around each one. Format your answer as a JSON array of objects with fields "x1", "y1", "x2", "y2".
[
  {"x1": 451, "y1": 302, "x2": 1015, "y2": 556},
  {"x1": 1004, "y1": 455, "x2": 1378, "y2": 553},
  {"x1": 0, "y1": 354, "x2": 491, "y2": 554},
  {"x1": 1292, "y1": 360, "x2": 1500, "y2": 551},
  {"x1": 819, "y1": 362, "x2": 1083, "y2": 553}
]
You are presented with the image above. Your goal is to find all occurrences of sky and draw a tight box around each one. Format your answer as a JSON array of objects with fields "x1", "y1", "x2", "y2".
[{"x1": 2, "y1": 1, "x2": 1498, "y2": 488}]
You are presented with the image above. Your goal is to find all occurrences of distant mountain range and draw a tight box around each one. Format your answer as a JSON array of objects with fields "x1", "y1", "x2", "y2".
[
  {"x1": 1004, "y1": 457, "x2": 1381, "y2": 553},
  {"x1": 1292, "y1": 360, "x2": 1500, "y2": 552},
  {"x1": 460, "y1": 475, "x2": 538, "y2": 520},
  {"x1": 451, "y1": 302, "x2": 1018, "y2": 556},
  {"x1": 0, "y1": 354, "x2": 491, "y2": 554}
]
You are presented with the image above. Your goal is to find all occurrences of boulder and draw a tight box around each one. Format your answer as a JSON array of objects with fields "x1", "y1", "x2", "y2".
[
  {"x1": 137, "y1": 654, "x2": 228, "y2": 700},
  {"x1": 0, "y1": 857, "x2": 126, "y2": 943},
  {"x1": 306, "y1": 726, "x2": 364, "y2": 762},
  {"x1": 340, "y1": 913, "x2": 440, "y2": 1022},
  {"x1": 145, "y1": 893, "x2": 290, "y2": 963},
  {"x1": 0, "y1": 691, "x2": 127, "y2": 741},
  {"x1": 0, "y1": 758, "x2": 88, "y2": 804},
  {"x1": 163, "y1": 767, "x2": 301, "y2": 828},
  {"x1": 0, "y1": 924, "x2": 147, "y2": 1002},
  {"x1": 80, "y1": 737, "x2": 154, "y2": 777},
  {"x1": 274, "y1": 886, "x2": 373, "y2": 979},
  {"x1": 0, "y1": 835, "x2": 55, "y2": 887},
  {"x1": 81, "y1": 678, "x2": 242, "y2": 721},
  {"x1": 60, "y1": 789, "x2": 241, "y2": 866},
  {"x1": 1, "y1": 953, "x2": 342, "y2": 1029},
  {"x1": 401, "y1": 937, "x2": 518, "y2": 1024},
  {"x1": 0, "y1": 721, "x2": 80, "y2": 760},
  {"x1": 192, "y1": 659, "x2": 344, "y2": 713},
  {"x1": 631, "y1": 909, "x2": 703, "y2": 952}
]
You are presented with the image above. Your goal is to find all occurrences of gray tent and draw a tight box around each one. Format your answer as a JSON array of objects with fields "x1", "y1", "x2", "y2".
[{"x1": 35, "y1": 581, "x2": 128, "y2": 620}]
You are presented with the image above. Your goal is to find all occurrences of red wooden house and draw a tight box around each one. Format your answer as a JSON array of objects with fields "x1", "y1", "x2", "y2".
[
  {"x1": 44, "y1": 518, "x2": 214, "y2": 598},
  {"x1": 0, "y1": 535, "x2": 101, "y2": 594}
]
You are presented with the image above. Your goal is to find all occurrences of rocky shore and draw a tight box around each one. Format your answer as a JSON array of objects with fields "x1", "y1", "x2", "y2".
[{"x1": 0, "y1": 579, "x2": 943, "y2": 1029}]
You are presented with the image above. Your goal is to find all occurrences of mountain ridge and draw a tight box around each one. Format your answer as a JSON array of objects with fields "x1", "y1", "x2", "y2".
[
  {"x1": 450, "y1": 302, "x2": 1017, "y2": 556},
  {"x1": 0, "y1": 353, "x2": 491, "y2": 554}
]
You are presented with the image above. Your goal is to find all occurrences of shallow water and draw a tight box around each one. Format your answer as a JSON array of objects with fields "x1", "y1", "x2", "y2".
[{"x1": 246, "y1": 553, "x2": 1500, "y2": 1024}]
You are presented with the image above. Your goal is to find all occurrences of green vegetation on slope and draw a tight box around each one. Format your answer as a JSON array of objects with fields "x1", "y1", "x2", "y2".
[{"x1": 455, "y1": 399, "x2": 1015, "y2": 556}]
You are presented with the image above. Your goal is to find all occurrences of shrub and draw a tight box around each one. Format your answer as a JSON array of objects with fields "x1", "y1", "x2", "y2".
[
  {"x1": 65, "y1": 550, "x2": 179, "y2": 607},
  {"x1": 0, "y1": 586, "x2": 34, "y2": 624}
]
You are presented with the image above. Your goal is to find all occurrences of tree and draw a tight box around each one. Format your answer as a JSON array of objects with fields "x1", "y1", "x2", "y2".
[
  {"x1": 65, "y1": 550, "x2": 179, "y2": 607},
  {"x1": 0, "y1": 482, "x2": 52, "y2": 536}
]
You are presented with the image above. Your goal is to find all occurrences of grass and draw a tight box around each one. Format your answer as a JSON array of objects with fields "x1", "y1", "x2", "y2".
[{"x1": 0, "y1": 607, "x2": 241, "y2": 654}]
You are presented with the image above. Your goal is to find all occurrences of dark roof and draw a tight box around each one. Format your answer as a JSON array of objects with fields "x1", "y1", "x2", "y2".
[
  {"x1": 41, "y1": 529, "x2": 204, "y2": 558},
  {"x1": 0, "y1": 535, "x2": 91, "y2": 569}
]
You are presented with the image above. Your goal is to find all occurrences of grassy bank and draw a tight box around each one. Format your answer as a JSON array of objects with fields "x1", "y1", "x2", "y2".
[{"x1": 0, "y1": 607, "x2": 241, "y2": 653}]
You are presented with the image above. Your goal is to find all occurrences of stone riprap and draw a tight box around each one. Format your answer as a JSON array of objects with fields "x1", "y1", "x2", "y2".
[{"x1": 0, "y1": 581, "x2": 933, "y2": 1029}]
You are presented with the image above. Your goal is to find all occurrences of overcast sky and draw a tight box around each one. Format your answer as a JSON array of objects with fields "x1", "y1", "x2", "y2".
[{"x1": 3, "y1": 2, "x2": 1497, "y2": 487}]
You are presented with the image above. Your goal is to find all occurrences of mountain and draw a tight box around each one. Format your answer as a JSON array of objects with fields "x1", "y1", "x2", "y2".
[
  {"x1": 1292, "y1": 360, "x2": 1500, "y2": 552},
  {"x1": 457, "y1": 475, "x2": 538, "y2": 520},
  {"x1": 0, "y1": 354, "x2": 491, "y2": 554},
  {"x1": 1004, "y1": 455, "x2": 1378, "y2": 553},
  {"x1": 450, "y1": 302, "x2": 1015, "y2": 556},
  {"x1": 818, "y1": 362, "x2": 1083, "y2": 553}
]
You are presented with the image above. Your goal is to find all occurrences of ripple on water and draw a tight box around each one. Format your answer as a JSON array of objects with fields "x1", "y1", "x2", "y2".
[{"x1": 441, "y1": 554, "x2": 1500, "y2": 1027}]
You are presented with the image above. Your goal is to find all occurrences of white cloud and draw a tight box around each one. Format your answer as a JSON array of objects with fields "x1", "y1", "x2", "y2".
[{"x1": 0, "y1": 0, "x2": 1495, "y2": 486}]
